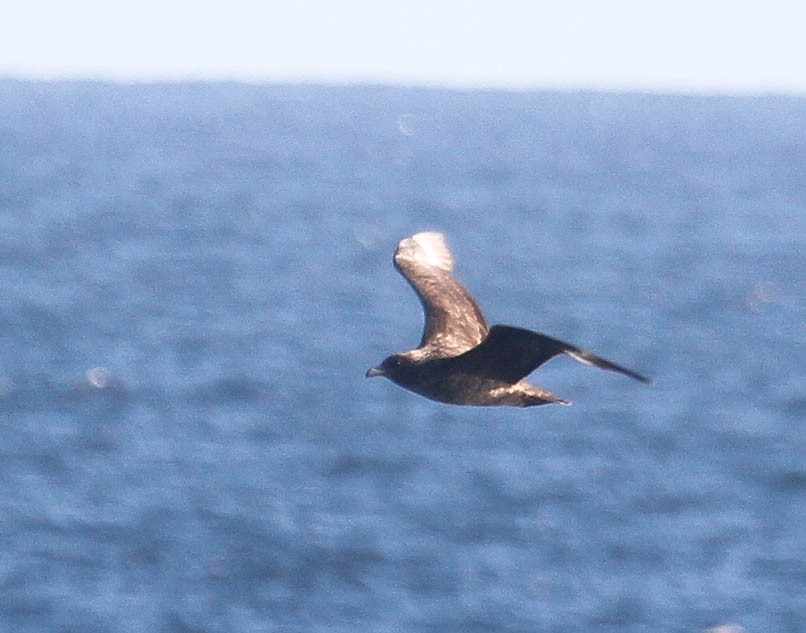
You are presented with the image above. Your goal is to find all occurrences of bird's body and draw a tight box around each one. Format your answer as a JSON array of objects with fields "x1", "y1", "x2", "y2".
[
  {"x1": 367, "y1": 232, "x2": 650, "y2": 407},
  {"x1": 372, "y1": 352, "x2": 571, "y2": 406}
]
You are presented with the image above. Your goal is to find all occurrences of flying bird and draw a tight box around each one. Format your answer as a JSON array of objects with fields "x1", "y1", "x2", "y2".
[{"x1": 366, "y1": 232, "x2": 650, "y2": 407}]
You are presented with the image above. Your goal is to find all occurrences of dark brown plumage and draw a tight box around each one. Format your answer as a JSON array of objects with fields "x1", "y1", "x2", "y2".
[{"x1": 366, "y1": 232, "x2": 650, "y2": 407}]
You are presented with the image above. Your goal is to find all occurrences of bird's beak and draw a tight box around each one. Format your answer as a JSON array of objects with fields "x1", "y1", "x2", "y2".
[{"x1": 365, "y1": 366, "x2": 384, "y2": 378}]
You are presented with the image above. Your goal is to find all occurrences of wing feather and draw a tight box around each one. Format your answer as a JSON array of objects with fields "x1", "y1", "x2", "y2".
[
  {"x1": 449, "y1": 325, "x2": 651, "y2": 384},
  {"x1": 393, "y1": 232, "x2": 488, "y2": 356}
]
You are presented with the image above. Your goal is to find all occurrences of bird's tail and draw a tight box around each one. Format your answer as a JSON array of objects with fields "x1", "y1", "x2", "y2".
[{"x1": 521, "y1": 384, "x2": 571, "y2": 407}]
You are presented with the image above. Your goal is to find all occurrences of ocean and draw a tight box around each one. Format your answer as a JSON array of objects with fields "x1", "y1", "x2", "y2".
[{"x1": 0, "y1": 80, "x2": 803, "y2": 632}]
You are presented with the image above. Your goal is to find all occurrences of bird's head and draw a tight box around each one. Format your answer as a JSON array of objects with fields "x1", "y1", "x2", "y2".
[{"x1": 365, "y1": 354, "x2": 412, "y2": 379}]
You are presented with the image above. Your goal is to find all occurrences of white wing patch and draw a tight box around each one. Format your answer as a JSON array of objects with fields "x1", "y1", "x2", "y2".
[
  {"x1": 396, "y1": 231, "x2": 454, "y2": 271},
  {"x1": 565, "y1": 350, "x2": 596, "y2": 367}
]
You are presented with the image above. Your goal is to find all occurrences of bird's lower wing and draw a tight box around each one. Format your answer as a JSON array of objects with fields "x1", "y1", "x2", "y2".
[{"x1": 450, "y1": 325, "x2": 651, "y2": 384}]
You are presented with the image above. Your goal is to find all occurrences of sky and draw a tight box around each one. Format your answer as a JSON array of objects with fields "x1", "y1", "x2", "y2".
[{"x1": 2, "y1": 0, "x2": 806, "y2": 94}]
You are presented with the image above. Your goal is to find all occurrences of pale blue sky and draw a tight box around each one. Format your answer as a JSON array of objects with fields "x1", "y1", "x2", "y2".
[{"x1": 2, "y1": 0, "x2": 805, "y2": 93}]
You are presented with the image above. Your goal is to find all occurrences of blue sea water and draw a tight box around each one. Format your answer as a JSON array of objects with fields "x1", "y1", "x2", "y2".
[{"x1": 0, "y1": 81, "x2": 804, "y2": 632}]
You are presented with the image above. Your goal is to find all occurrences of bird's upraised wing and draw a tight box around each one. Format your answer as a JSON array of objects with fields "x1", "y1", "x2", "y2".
[
  {"x1": 450, "y1": 325, "x2": 652, "y2": 384},
  {"x1": 393, "y1": 232, "x2": 488, "y2": 357}
]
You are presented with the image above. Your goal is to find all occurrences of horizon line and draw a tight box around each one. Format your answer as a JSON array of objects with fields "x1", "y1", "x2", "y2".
[{"x1": 2, "y1": 73, "x2": 805, "y2": 99}]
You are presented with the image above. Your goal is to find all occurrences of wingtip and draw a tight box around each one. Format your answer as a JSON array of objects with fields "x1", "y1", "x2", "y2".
[
  {"x1": 395, "y1": 231, "x2": 454, "y2": 272},
  {"x1": 565, "y1": 348, "x2": 652, "y2": 386},
  {"x1": 630, "y1": 370, "x2": 654, "y2": 386}
]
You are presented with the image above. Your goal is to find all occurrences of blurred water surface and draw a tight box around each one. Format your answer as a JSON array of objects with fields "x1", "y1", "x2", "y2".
[{"x1": 0, "y1": 81, "x2": 804, "y2": 632}]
